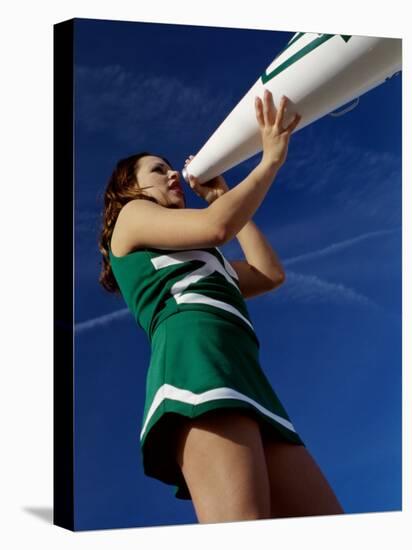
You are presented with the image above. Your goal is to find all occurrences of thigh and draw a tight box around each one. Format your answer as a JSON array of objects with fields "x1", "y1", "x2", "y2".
[
  {"x1": 175, "y1": 408, "x2": 271, "y2": 524},
  {"x1": 263, "y1": 437, "x2": 344, "y2": 519}
]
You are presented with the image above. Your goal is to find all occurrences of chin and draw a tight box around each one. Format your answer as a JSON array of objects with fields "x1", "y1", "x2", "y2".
[
  {"x1": 175, "y1": 197, "x2": 186, "y2": 208},
  {"x1": 168, "y1": 201, "x2": 185, "y2": 209}
]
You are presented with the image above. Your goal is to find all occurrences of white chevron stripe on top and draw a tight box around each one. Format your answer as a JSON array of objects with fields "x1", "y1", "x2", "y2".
[{"x1": 174, "y1": 292, "x2": 254, "y2": 331}]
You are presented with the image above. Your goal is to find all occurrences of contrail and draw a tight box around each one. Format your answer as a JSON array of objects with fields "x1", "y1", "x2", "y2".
[
  {"x1": 283, "y1": 227, "x2": 400, "y2": 266},
  {"x1": 75, "y1": 307, "x2": 130, "y2": 334},
  {"x1": 272, "y1": 270, "x2": 382, "y2": 311}
]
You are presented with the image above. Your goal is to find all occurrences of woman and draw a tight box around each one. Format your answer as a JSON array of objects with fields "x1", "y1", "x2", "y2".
[{"x1": 98, "y1": 90, "x2": 344, "y2": 523}]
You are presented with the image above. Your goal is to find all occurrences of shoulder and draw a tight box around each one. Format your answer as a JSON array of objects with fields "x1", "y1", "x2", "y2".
[
  {"x1": 118, "y1": 197, "x2": 159, "y2": 220},
  {"x1": 111, "y1": 200, "x2": 156, "y2": 257}
]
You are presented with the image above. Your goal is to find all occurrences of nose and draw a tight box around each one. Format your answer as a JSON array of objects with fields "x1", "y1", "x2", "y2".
[{"x1": 168, "y1": 169, "x2": 180, "y2": 183}]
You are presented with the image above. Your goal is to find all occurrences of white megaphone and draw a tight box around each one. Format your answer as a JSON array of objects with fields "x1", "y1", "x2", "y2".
[{"x1": 182, "y1": 32, "x2": 401, "y2": 184}]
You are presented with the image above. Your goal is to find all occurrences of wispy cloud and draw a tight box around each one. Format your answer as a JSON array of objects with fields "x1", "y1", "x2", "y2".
[
  {"x1": 278, "y1": 139, "x2": 401, "y2": 227},
  {"x1": 75, "y1": 64, "x2": 235, "y2": 143},
  {"x1": 75, "y1": 307, "x2": 130, "y2": 334},
  {"x1": 75, "y1": 209, "x2": 102, "y2": 235},
  {"x1": 271, "y1": 270, "x2": 382, "y2": 311}
]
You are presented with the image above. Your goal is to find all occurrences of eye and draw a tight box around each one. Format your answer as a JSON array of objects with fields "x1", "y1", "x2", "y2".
[{"x1": 152, "y1": 165, "x2": 165, "y2": 173}]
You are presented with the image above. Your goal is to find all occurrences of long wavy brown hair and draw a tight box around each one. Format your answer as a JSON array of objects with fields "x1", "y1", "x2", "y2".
[{"x1": 98, "y1": 151, "x2": 171, "y2": 295}]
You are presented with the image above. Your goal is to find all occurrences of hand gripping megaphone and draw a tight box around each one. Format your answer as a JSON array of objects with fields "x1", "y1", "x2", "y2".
[{"x1": 182, "y1": 32, "x2": 401, "y2": 184}]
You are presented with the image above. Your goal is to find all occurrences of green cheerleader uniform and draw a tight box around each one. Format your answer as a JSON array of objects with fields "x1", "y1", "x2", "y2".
[{"x1": 109, "y1": 243, "x2": 304, "y2": 500}]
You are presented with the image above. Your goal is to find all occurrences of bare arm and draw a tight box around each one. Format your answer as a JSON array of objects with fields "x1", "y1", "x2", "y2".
[
  {"x1": 113, "y1": 200, "x2": 223, "y2": 252},
  {"x1": 206, "y1": 161, "x2": 279, "y2": 243},
  {"x1": 224, "y1": 221, "x2": 285, "y2": 299},
  {"x1": 235, "y1": 219, "x2": 285, "y2": 284}
]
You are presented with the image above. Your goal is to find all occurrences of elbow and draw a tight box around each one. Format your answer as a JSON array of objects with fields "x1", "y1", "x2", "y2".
[
  {"x1": 215, "y1": 222, "x2": 237, "y2": 246},
  {"x1": 271, "y1": 270, "x2": 286, "y2": 288},
  {"x1": 205, "y1": 208, "x2": 228, "y2": 246},
  {"x1": 214, "y1": 224, "x2": 228, "y2": 246}
]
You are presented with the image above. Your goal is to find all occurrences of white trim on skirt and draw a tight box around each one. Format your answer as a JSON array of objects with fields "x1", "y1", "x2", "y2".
[{"x1": 140, "y1": 383, "x2": 297, "y2": 441}]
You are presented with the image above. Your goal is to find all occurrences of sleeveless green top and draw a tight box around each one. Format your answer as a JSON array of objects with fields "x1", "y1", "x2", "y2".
[{"x1": 109, "y1": 244, "x2": 259, "y2": 347}]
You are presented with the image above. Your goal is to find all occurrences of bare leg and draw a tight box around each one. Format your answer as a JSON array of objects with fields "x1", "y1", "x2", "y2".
[
  {"x1": 262, "y1": 435, "x2": 344, "y2": 518},
  {"x1": 175, "y1": 408, "x2": 271, "y2": 524}
]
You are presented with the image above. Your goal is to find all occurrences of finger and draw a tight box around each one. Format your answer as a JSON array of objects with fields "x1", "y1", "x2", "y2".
[
  {"x1": 188, "y1": 174, "x2": 199, "y2": 188},
  {"x1": 275, "y1": 95, "x2": 289, "y2": 128},
  {"x1": 285, "y1": 112, "x2": 302, "y2": 134},
  {"x1": 263, "y1": 89, "x2": 277, "y2": 126},
  {"x1": 255, "y1": 96, "x2": 265, "y2": 128}
]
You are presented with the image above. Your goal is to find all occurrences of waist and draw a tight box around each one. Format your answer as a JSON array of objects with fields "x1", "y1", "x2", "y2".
[{"x1": 150, "y1": 307, "x2": 260, "y2": 349}]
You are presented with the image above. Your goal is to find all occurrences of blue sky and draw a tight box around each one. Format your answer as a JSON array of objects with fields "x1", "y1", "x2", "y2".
[{"x1": 73, "y1": 18, "x2": 402, "y2": 530}]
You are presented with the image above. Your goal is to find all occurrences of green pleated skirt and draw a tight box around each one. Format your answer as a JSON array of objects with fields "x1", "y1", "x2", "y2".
[{"x1": 139, "y1": 310, "x2": 304, "y2": 500}]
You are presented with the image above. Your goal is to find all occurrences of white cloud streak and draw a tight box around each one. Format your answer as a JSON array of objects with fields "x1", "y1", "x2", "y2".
[
  {"x1": 271, "y1": 270, "x2": 382, "y2": 311},
  {"x1": 75, "y1": 307, "x2": 131, "y2": 334},
  {"x1": 76, "y1": 64, "x2": 234, "y2": 143},
  {"x1": 269, "y1": 227, "x2": 399, "y2": 310},
  {"x1": 283, "y1": 226, "x2": 401, "y2": 267}
]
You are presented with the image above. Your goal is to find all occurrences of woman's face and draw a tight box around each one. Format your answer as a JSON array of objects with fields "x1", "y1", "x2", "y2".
[{"x1": 135, "y1": 155, "x2": 185, "y2": 209}]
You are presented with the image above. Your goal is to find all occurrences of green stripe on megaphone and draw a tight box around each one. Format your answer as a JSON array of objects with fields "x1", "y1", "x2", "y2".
[{"x1": 261, "y1": 34, "x2": 353, "y2": 85}]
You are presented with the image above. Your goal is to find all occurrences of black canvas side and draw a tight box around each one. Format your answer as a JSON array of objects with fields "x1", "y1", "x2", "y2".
[{"x1": 53, "y1": 18, "x2": 75, "y2": 532}]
